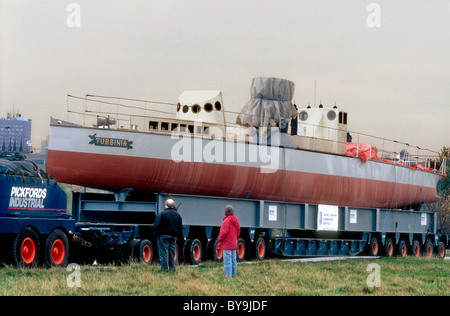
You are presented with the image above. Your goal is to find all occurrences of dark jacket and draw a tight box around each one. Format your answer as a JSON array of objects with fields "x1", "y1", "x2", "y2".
[
  {"x1": 217, "y1": 215, "x2": 241, "y2": 250},
  {"x1": 154, "y1": 207, "x2": 183, "y2": 238}
]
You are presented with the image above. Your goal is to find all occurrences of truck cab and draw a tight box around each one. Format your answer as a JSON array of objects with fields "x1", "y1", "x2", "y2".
[{"x1": 0, "y1": 152, "x2": 75, "y2": 267}]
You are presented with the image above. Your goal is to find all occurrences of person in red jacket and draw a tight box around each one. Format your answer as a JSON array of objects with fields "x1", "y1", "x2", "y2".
[{"x1": 217, "y1": 205, "x2": 241, "y2": 278}]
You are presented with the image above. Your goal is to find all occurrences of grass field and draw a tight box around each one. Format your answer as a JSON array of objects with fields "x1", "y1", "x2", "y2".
[{"x1": 0, "y1": 257, "x2": 448, "y2": 296}]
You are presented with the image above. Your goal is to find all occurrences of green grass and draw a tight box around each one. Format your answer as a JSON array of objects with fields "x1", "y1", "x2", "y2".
[{"x1": 0, "y1": 257, "x2": 448, "y2": 296}]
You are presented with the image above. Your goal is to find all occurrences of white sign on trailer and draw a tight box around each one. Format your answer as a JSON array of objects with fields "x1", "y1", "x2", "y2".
[
  {"x1": 268, "y1": 205, "x2": 277, "y2": 221},
  {"x1": 318, "y1": 205, "x2": 339, "y2": 231}
]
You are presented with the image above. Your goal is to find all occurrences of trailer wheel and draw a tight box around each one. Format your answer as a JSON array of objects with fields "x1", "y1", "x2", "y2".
[
  {"x1": 252, "y1": 237, "x2": 266, "y2": 261},
  {"x1": 412, "y1": 240, "x2": 421, "y2": 257},
  {"x1": 137, "y1": 239, "x2": 153, "y2": 264},
  {"x1": 437, "y1": 242, "x2": 445, "y2": 259},
  {"x1": 128, "y1": 239, "x2": 140, "y2": 260},
  {"x1": 237, "y1": 238, "x2": 246, "y2": 262},
  {"x1": 384, "y1": 238, "x2": 394, "y2": 257},
  {"x1": 185, "y1": 239, "x2": 202, "y2": 265},
  {"x1": 129, "y1": 239, "x2": 153, "y2": 264},
  {"x1": 212, "y1": 239, "x2": 223, "y2": 262},
  {"x1": 11, "y1": 227, "x2": 40, "y2": 268},
  {"x1": 397, "y1": 240, "x2": 408, "y2": 257},
  {"x1": 173, "y1": 244, "x2": 179, "y2": 264},
  {"x1": 45, "y1": 229, "x2": 70, "y2": 267},
  {"x1": 369, "y1": 237, "x2": 379, "y2": 256},
  {"x1": 205, "y1": 239, "x2": 214, "y2": 261},
  {"x1": 423, "y1": 240, "x2": 434, "y2": 257}
]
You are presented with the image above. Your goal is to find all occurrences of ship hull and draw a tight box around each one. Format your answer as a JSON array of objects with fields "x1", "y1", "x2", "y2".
[{"x1": 46, "y1": 123, "x2": 441, "y2": 209}]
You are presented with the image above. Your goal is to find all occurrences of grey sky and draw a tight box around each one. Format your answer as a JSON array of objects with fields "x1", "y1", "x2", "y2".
[{"x1": 1, "y1": 0, "x2": 449, "y2": 153}]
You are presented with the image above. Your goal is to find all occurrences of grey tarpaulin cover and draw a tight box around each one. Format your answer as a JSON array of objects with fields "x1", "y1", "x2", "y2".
[
  {"x1": 0, "y1": 152, "x2": 47, "y2": 177},
  {"x1": 236, "y1": 77, "x2": 295, "y2": 134}
]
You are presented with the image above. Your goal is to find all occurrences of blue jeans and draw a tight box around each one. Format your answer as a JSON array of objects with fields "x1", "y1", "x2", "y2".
[
  {"x1": 157, "y1": 235, "x2": 177, "y2": 272},
  {"x1": 223, "y1": 249, "x2": 237, "y2": 278}
]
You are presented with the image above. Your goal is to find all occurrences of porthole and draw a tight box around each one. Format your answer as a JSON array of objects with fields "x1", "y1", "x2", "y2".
[
  {"x1": 215, "y1": 101, "x2": 222, "y2": 111},
  {"x1": 327, "y1": 110, "x2": 336, "y2": 121},
  {"x1": 192, "y1": 104, "x2": 201, "y2": 114},
  {"x1": 204, "y1": 103, "x2": 213, "y2": 112},
  {"x1": 182, "y1": 105, "x2": 189, "y2": 113},
  {"x1": 299, "y1": 111, "x2": 308, "y2": 121},
  {"x1": 177, "y1": 103, "x2": 181, "y2": 112}
]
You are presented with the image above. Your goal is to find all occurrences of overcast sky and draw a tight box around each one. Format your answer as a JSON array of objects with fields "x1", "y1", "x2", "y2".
[{"x1": 1, "y1": 0, "x2": 449, "y2": 153}]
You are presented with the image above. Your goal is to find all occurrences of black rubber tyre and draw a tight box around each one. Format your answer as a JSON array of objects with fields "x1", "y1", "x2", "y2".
[
  {"x1": 205, "y1": 239, "x2": 215, "y2": 261},
  {"x1": 411, "y1": 240, "x2": 421, "y2": 257},
  {"x1": 369, "y1": 236, "x2": 379, "y2": 256},
  {"x1": 423, "y1": 240, "x2": 434, "y2": 257},
  {"x1": 397, "y1": 240, "x2": 408, "y2": 257},
  {"x1": 128, "y1": 239, "x2": 140, "y2": 260},
  {"x1": 252, "y1": 237, "x2": 266, "y2": 261},
  {"x1": 45, "y1": 229, "x2": 70, "y2": 267},
  {"x1": 185, "y1": 239, "x2": 202, "y2": 265},
  {"x1": 137, "y1": 239, "x2": 153, "y2": 264},
  {"x1": 237, "y1": 238, "x2": 246, "y2": 262},
  {"x1": 384, "y1": 238, "x2": 394, "y2": 257},
  {"x1": 212, "y1": 239, "x2": 223, "y2": 262},
  {"x1": 11, "y1": 227, "x2": 40, "y2": 268},
  {"x1": 436, "y1": 242, "x2": 445, "y2": 259}
]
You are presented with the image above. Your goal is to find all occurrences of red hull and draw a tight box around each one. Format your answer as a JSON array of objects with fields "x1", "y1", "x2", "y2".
[{"x1": 47, "y1": 150, "x2": 439, "y2": 209}]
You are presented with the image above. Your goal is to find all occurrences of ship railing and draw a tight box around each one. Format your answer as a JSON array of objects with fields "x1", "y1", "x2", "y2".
[
  {"x1": 64, "y1": 94, "x2": 444, "y2": 172},
  {"x1": 346, "y1": 130, "x2": 442, "y2": 169}
]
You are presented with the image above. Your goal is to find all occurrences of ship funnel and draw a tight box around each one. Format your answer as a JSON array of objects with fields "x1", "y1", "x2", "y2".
[{"x1": 236, "y1": 77, "x2": 295, "y2": 137}]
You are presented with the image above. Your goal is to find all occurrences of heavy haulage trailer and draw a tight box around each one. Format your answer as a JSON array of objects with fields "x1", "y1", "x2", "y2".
[
  {"x1": 71, "y1": 190, "x2": 449, "y2": 265},
  {"x1": 0, "y1": 155, "x2": 448, "y2": 268}
]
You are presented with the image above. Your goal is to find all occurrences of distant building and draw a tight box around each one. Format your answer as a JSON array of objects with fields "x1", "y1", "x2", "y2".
[{"x1": 0, "y1": 115, "x2": 32, "y2": 153}]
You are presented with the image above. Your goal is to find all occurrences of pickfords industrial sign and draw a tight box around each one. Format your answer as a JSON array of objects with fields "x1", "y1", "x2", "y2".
[{"x1": 9, "y1": 186, "x2": 47, "y2": 209}]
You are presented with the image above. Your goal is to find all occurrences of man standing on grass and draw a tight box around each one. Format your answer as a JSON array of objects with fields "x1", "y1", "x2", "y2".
[{"x1": 154, "y1": 198, "x2": 183, "y2": 272}]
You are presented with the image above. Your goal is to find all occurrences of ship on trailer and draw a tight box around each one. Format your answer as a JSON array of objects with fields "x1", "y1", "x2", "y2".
[
  {"x1": 42, "y1": 77, "x2": 447, "y2": 264},
  {"x1": 1, "y1": 77, "x2": 447, "y2": 268}
]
